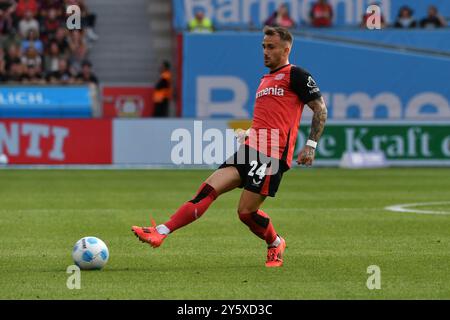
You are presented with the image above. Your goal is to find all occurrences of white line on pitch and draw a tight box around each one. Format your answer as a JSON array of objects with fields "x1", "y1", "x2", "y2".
[{"x1": 385, "y1": 201, "x2": 450, "y2": 215}]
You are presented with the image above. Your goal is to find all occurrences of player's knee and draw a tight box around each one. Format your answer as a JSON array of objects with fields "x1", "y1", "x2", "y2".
[
  {"x1": 238, "y1": 201, "x2": 259, "y2": 215},
  {"x1": 189, "y1": 182, "x2": 218, "y2": 204},
  {"x1": 204, "y1": 177, "x2": 222, "y2": 195},
  {"x1": 238, "y1": 210, "x2": 249, "y2": 224},
  {"x1": 237, "y1": 208, "x2": 254, "y2": 224},
  {"x1": 238, "y1": 209, "x2": 270, "y2": 228},
  {"x1": 204, "y1": 167, "x2": 241, "y2": 195}
]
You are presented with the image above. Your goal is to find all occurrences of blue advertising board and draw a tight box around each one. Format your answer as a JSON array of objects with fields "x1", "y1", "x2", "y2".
[
  {"x1": 182, "y1": 32, "x2": 450, "y2": 120},
  {"x1": 173, "y1": 0, "x2": 450, "y2": 30},
  {"x1": 308, "y1": 29, "x2": 450, "y2": 53},
  {"x1": 0, "y1": 86, "x2": 93, "y2": 118}
]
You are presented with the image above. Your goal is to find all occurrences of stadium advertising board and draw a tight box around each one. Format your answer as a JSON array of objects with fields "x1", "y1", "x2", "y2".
[
  {"x1": 310, "y1": 29, "x2": 450, "y2": 53},
  {"x1": 173, "y1": 0, "x2": 450, "y2": 30},
  {"x1": 113, "y1": 120, "x2": 450, "y2": 166},
  {"x1": 113, "y1": 119, "x2": 237, "y2": 165},
  {"x1": 0, "y1": 119, "x2": 112, "y2": 164},
  {"x1": 2, "y1": 119, "x2": 448, "y2": 165},
  {"x1": 102, "y1": 86, "x2": 155, "y2": 118},
  {"x1": 297, "y1": 122, "x2": 450, "y2": 166},
  {"x1": 0, "y1": 86, "x2": 94, "y2": 118},
  {"x1": 182, "y1": 32, "x2": 450, "y2": 120}
]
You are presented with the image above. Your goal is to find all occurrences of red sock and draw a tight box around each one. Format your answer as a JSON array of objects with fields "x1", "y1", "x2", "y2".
[
  {"x1": 238, "y1": 209, "x2": 277, "y2": 245},
  {"x1": 163, "y1": 183, "x2": 217, "y2": 233}
]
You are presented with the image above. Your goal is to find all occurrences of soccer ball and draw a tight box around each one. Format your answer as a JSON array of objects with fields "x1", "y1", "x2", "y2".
[
  {"x1": 0, "y1": 154, "x2": 8, "y2": 165},
  {"x1": 72, "y1": 237, "x2": 109, "y2": 270}
]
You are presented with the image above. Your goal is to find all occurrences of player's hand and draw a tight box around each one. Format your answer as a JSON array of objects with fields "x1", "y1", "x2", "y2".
[
  {"x1": 297, "y1": 145, "x2": 315, "y2": 166},
  {"x1": 235, "y1": 128, "x2": 249, "y2": 144}
]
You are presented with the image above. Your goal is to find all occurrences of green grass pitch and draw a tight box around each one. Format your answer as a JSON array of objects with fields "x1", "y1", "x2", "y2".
[{"x1": 0, "y1": 168, "x2": 449, "y2": 299}]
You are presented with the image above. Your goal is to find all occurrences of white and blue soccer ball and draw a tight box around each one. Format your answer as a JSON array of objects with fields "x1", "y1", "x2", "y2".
[
  {"x1": 0, "y1": 154, "x2": 8, "y2": 165},
  {"x1": 72, "y1": 237, "x2": 109, "y2": 270}
]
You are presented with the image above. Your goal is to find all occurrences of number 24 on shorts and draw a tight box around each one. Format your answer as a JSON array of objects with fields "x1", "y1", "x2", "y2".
[{"x1": 248, "y1": 161, "x2": 268, "y2": 180}]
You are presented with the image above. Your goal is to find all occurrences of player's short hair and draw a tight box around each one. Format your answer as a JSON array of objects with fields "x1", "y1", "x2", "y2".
[{"x1": 263, "y1": 26, "x2": 293, "y2": 45}]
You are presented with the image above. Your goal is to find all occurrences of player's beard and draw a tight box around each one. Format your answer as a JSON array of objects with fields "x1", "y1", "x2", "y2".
[
  {"x1": 265, "y1": 56, "x2": 281, "y2": 70},
  {"x1": 264, "y1": 56, "x2": 275, "y2": 68}
]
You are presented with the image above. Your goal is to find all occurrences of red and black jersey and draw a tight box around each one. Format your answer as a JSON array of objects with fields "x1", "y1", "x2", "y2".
[{"x1": 245, "y1": 64, "x2": 322, "y2": 168}]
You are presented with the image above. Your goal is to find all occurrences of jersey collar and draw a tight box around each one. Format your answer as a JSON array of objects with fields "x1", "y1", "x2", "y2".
[{"x1": 269, "y1": 64, "x2": 291, "y2": 74}]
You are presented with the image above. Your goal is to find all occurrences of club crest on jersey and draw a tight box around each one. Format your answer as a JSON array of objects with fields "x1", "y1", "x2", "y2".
[
  {"x1": 274, "y1": 73, "x2": 285, "y2": 80},
  {"x1": 256, "y1": 85, "x2": 285, "y2": 99}
]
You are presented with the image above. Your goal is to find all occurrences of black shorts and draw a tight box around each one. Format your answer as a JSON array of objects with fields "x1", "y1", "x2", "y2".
[{"x1": 218, "y1": 144, "x2": 289, "y2": 197}]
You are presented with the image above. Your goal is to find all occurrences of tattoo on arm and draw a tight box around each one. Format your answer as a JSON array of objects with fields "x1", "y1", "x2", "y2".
[{"x1": 307, "y1": 97, "x2": 328, "y2": 142}]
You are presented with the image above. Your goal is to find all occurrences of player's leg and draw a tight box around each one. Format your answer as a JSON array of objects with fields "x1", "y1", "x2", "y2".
[
  {"x1": 161, "y1": 166, "x2": 241, "y2": 232},
  {"x1": 131, "y1": 166, "x2": 242, "y2": 247},
  {"x1": 237, "y1": 190, "x2": 278, "y2": 246},
  {"x1": 237, "y1": 189, "x2": 286, "y2": 267},
  {"x1": 237, "y1": 152, "x2": 287, "y2": 266}
]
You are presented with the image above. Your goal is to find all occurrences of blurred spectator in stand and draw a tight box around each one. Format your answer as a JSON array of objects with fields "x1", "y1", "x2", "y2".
[
  {"x1": 51, "y1": 27, "x2": 70, "y2": 57},
  {"x1": 80, "y1": 0, "x2": 99, "y2": 41},
  {"x1": 75, "y1": 60, "x2": 98, "y2": 85},
  {"x1": 18, "y1": 9, "x2": 39, "y2": 38},
  {"x1": 153, "y1": 61, "x2": 172, "y2": 117},
  {"x1": 46, "y1": 58, "x2": 75, "y2": 84},
  {"x1": 394, "y1": 6, "x2": 416, "y2": 28},
  {"x1": 5, "y1": 43, "x2": 21, "y2": 70},
  {"x1": 39, "y1": 0, "x2": 63, "y2": 19},
  {"x1": 44, "y1": 40, "x2": 64, "y2": 72},
  {"x1": 65, "y1": 0, "x2": 99, "y2": 41},
  {"x1": 265, "y1": 4, "x2": 295, "y2": 29},
  {"x1": 68, "y1": 30, "x2": 87, "y2": 72},
  {"x1": 310, "y1": 0, "x2": 333, "y2": 27},
  {"x1": 15, "y1": 0, "x2": 38, "y2": 21},
  {"x1": 21, "y1": 28, "x2": 43, "y2": 54},
  {"x1": 41, "y1": 8, "x2": 62, "y2": 43},
  {"x1": 188, "y1": 9, "x2": 213, "y2": 33},
  {"x1": 0, "y1": 8, "x2": 13, "y2": 44},
  {"x1": 0, "y1": 0, "x2": 16, "y2": 16},
  {"x1": 0, "y1": 46, "x2": 8, "y2": 82},
  {"x1": 360, "y1": 2, "x2": 386, "y2": 29},
  {"x1": 21, "y1": 45, "x2": 42, "y2": 69},
  {"x1": 7, "y1": 60, "x2": 24, "y2": 83},
  {"x1": 1, "y1": 1, "x2": 19, "y2": 48},
  {"x1": 420, "y1": 6, "x2": 447, "y2": 29},
  {"x1": 22, "y1": 64, "x2": 45, "y2": 84}
]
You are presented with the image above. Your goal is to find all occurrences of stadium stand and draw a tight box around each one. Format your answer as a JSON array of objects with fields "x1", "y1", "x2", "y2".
[
  {"x1": 0, "y1": 0, "x2": 99, "y2": 85},
  {"x1": 172, "y1": 1, "x2": 449, "y2": 30}
]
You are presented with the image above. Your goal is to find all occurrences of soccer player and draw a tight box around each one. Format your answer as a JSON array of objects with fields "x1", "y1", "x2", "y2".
[{"x1": 132, "y1": 26, "x2": 328, "y2": 267}]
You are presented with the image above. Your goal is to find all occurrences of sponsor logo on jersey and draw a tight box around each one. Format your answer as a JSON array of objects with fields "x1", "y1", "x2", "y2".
[
  {"x1": 307, "y1": 76, "x2": 317, "y2": 88},
  {"x1": 256, "y1": 86, "x2": 285, "y2": 99},
  {"x1": 307, "y1": 76, "x2": 320, "y2": 94},
  {"x1": 252, "y1": 178, "x2": 262, "y2": 186}
]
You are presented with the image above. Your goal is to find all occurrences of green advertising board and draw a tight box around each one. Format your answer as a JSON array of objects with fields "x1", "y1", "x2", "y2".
[{"x1": 296, "y1": 122, "x2": 450, "y2": 166}]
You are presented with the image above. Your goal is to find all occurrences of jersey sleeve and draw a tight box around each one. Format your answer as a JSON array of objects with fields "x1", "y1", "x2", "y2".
[{"x1": 290, "y1": 66, "x2": 322, "y2": 104}]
